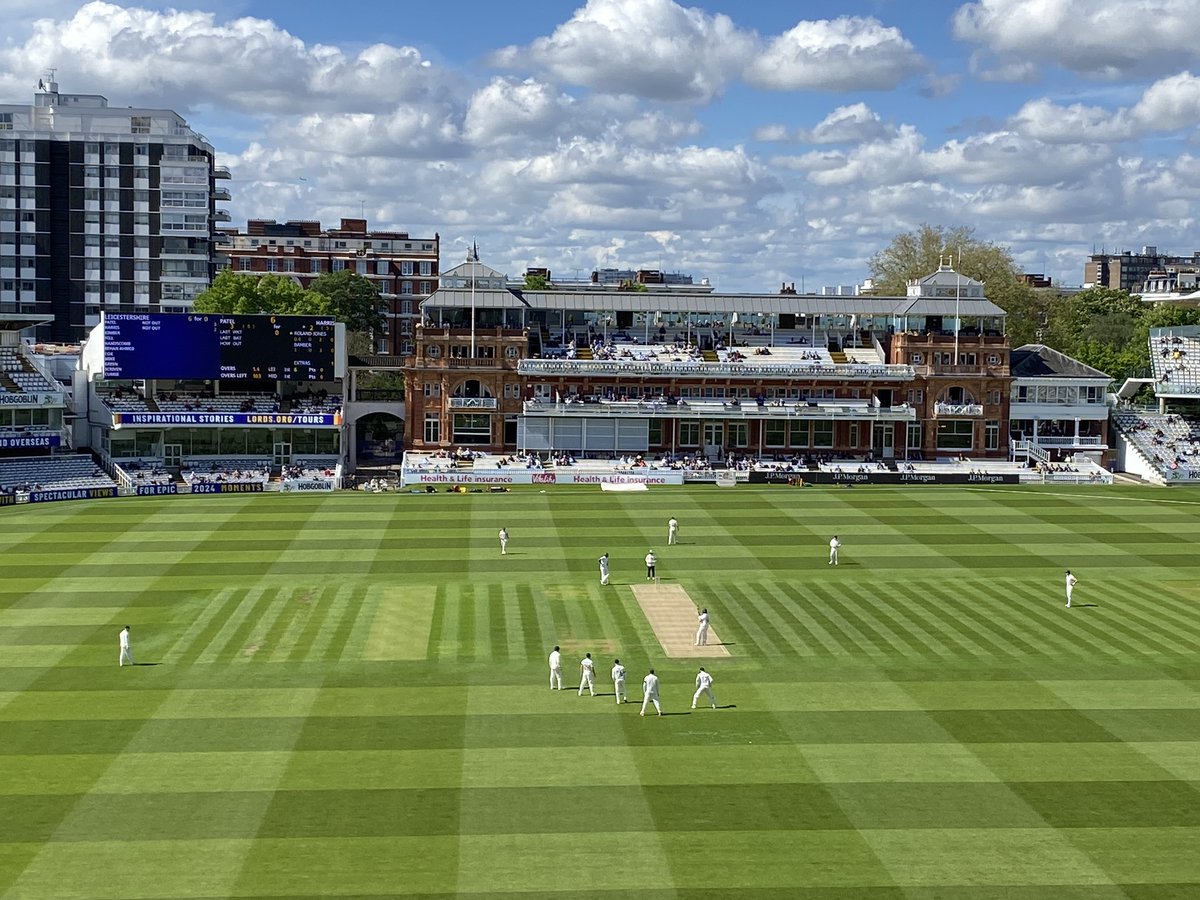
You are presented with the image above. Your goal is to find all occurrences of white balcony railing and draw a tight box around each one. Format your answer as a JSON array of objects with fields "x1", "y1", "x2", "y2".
[
  {"x1": 934, "y1": 402, "x2": 984, "y2": 417},
  {"x1": 518, "y1": 358, "x2": 915, "y2": 381},
  {"x1": 448, "y1": 397, "x2": 498, "y2": 410},
  {"x1": 1032, "y1": 436, "x2": 1105, "y2": 447}
]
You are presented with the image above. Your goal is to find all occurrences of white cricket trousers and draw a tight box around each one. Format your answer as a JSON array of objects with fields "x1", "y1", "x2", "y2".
[
  {"x1": 641, "y1": 694, "x2": 661, "y2": 715},
  {"x1": 614, "y1": 680, "x2": 626, "y2": 703},
  {"x1": 549, "y1": 667, "x2": 562, "y2": 689},
  {"x1": 692, "y1": 686, "x2": 716, "y2": 708},
  {"x1": 119, "y1": 647, "x2": 134, "y2": 666},
  {"x1": 579, "y1": 672, "x2": 595, "y2": 695}
]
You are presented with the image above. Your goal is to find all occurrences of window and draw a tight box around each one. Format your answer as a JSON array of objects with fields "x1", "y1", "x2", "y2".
[
  {"x1": 130, "y1": 116, "x2": 151, "y2": 134},
  {"x1": 453, "y1": 413, "x2": 491, "y2": 445},
  {"x1": 789, "y1": 420, "x2": 807, "y2": 447},
  {"x1": 310, "y1": 258, "x2": 322, "y2": 274},
  {"x1": 266, "y1": 259, "x2": 277, "y2": 272},
  {"x1": 848, "y1": 423, "x2": 860, "y2": 448},
  {"x1": 679, "y1": 421, "x2": 700, "y2": 446},
  {"x1": 985, "y1": 421, "x2": 1000, "y2": 451},
  {"x1": 400, "y1": 300, "x2": 413, "y2": 314},
  {"x1": 0, "y1": 114, "x2": 11, "y2": 131},
  {"x1": 812, "y1": 421, "x2": 834, "y2": 448},
  {"x1": 239, "y1": 257, "x2": 252, "y2": 271},
  {"x1": 503, "y1": 383, "x2": 521, "y2": 399},
  {"x1": 376, "y1": 260, "x2": 388, "y2": 276},
  {"x1": 401, "y1": 261, "x2": 413, "y2": 276},
  {"x1": 907, "y1": 422, "x2": 923, "y2": 452},
  {"x1": 283, "y1": 259, "x2": 294, "y2": 272},
  {"x1": 420, "y1": 281, "x2": 431, "y2": 294},
  {"x1": 356, "y1": 260, "x2": 368, "y2": 275},
  {"x1": 423, "y1": 382, "x2": 441, "y2": 398},
  {"x1": 764, "y1": 421, "x2": 786, "y2": 447},
  {"x1": 423, "y1": 413, "x2": 440, "y2": 444},
  {"x1": 401, "y1": 281, "x2": 413, "y2": 294},
  {"x1": 728, "y1": 422, "x2": 748, "y2": 448},
  {"x1": 419, "y1": 261, "x2": 432, "y2": 276},
  {"x1": 332, "y1": 259, "x2": 346, "y2": 272},
  {"x1": 936, "y1": 420, "x2": 974, "y2": 450},
  {"x1": 134, "y1": 144, "x2": 149, "y2": 157}
]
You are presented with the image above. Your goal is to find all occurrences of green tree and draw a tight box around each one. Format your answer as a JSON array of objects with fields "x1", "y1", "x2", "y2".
[
  {"x1": 193, "y1": 271, "x2": 307, "y2": 315},
  {"x1": 523, "y1": 273, "x2": 550, "y2": 291},
  {"x1": 308, "y1": 270, "x2": 385, "y2": 333},
  {"x1": 868, "y1": 224, "x2": 1022, "y2": 296}
]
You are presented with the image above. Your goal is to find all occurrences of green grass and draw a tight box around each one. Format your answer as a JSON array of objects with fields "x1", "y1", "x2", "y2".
[{"x1": 1, "y1": 484, "x2": 1199, "y2": 899}]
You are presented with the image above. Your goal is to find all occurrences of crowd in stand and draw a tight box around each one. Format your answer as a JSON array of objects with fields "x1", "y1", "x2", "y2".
[{"x1": 180, "y1": 459, "x2": 271, "y2": 485}]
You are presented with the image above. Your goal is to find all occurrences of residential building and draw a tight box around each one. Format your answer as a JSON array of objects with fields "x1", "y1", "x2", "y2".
[
  {"x1": 1084, "y1": 247, "x2": 1200, "y2": 293},
  {"x1": 217, "y1": 218, "x2": 439, "y2": 355},
  {"x1": 0, "y1": 79, "x2": 228, "y2": 341}
]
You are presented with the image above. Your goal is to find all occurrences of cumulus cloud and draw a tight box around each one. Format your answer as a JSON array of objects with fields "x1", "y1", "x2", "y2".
[
  {"x1": 744, "y1": 17, "x2": 927, "y2": 92},
  {"x1": 1010, "y1": 72, "x2": 1200, "y2": 143},
  {"x1": 0, "y1": 1, "x2": 457, "y2": 114},
  {"x1": 491, "y1": 0, "x2": 753, "y2": 102},
  {"x1": 464, "y1": 77, "x2": 577, "y2": 145},
  {"x1": 756, "y1": 103, "x2": 894, "y2": 145},
  {"x1": 954, "y1": 0, "x2": 1200, "y2": 80}
]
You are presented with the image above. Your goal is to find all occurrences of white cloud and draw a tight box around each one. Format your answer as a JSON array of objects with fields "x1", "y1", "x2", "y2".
[
  {"x1": 954, "y1": 0, "x2": 1200, "y2": 80},
  {"x1": 464, "y1": 77, "x2": 576, "y2": 145},
  {"x1": 491, "y1": 0, "x2": 753, "y2": 102},
  {"x1": 757, "y1": 103, "x2": 894, "y2": 145},
  {"x1": 0, "y1": 1, "x2": 457, "y2": 114},
  {"x1": 744, "y1": 17, "x2": 926, "y2": 92}
]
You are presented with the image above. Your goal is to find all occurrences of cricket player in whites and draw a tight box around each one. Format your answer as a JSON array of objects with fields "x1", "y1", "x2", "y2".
[
  {"x1": 1065, "y1": 570, "x2": 1078, "y2": 608},
  {"x1": 612, "y1": 659, "x2": 627, "y2": 704},
  {"x1": 548, "y1": 645, "x2": 563, "y2": 690},
  {"x1": 118, "y1": 625, "x2": 134, "y2": 667},
  {"x1": 498, "y1": 527, "x2": 509, "y2": 555},
  {"x1": 579, "y1": 652, "x2": 596, "y2": 696},
  {"x1": 692, "y1": 667, "x2": 716, "y2": 709},
  {"x1": 695, "y1": 608, "x2": 709, "y2": 646},
  {"x1": 668, "y1": 516, "x2": 679, "y2": 545},
  {"x1": 829, "y1": 535, "x2": 841, "y2": 565},
  {"x1": 640, "y1": 668, "x2": 662, "y2": 717}
]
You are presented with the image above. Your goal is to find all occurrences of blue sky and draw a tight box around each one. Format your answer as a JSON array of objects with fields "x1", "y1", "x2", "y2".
[{"x1": 3, "y1": 0, "x2": 1198, "y2": 291}]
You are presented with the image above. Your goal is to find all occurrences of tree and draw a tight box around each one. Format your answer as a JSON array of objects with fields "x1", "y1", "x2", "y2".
[
  {"x1": 523, "y1": 273, "x2": 550, "y2": 291},
  {"x1": 308, "y1": 270, "x2": 385, "y2": 333},
  {"x1": 868, "y1": 224, "x2": 1022, "y2": 297},
  {"x1": 192, "y1": 271, "x2": 307, "y2": 315}
]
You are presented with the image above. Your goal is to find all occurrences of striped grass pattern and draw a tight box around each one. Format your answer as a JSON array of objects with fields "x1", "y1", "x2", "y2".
[{"x1": 0, "y1": 485, "x2": 1198, "y2": 898}]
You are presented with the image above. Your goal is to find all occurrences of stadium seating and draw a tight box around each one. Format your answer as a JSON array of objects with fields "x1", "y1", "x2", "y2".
[
  {"x1": 113, "y1": 458, "x2": 173, "y2": 487},
  {"x1": 0, "y1": 455, "x2": 116, "y2": 493},
  {"x1": 1150, "y1": 331, "x2": 1200, "y2": 394},
  {"x1": 180, "y1": 457, "x2": 272, "y2": 485},
  {"x1": 1112, "y1": 409, "x2": 1200, "y2": 482},
  {"x1": 157, "y1": 394, "x2": 280, "y2": 413}
]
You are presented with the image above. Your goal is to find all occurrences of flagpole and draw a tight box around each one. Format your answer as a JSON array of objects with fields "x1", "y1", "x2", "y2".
[
  {"x1": 469, "y1": 243, "x2": 477, "y2": 359},
  {"x1": 953, "y1": 251, "x2": 960, "y2": 366}
]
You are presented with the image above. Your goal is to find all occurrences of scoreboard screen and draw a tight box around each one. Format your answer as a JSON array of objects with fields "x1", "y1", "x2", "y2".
[{"x1": 103, "y1": 313, "x2": 338, "y2": 382}]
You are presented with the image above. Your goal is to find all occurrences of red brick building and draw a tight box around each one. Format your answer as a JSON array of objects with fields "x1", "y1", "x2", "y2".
[{"x1": 217, "y1": 218, "x2": 438, "y2": 354}]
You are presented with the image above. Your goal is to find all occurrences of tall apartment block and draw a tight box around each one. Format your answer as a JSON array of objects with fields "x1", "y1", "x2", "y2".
[
  {"x1": 218, "y1": 218, "x2": 439, "y2": 356},
  {"x1": 0, "y1": 80, "x2": 228, "y2": 342}
]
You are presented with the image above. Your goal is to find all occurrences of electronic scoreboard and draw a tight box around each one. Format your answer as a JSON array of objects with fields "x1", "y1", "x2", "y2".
[{"x1": 102, "y1": 314, "x2": 339, "y2": 381}]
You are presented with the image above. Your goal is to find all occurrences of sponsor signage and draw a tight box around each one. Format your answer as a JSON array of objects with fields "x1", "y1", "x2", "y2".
[
  {"x1": 28, "y1": 486, "x2": 117, "y2": 503},
  {"x1": 112, "y1": 412, "x2": 341, "y2": 428},
  {"x1": 135, "y1": 484, "x2": 178, "y2": 496},
  {"x1": 0, "y1": 493, "x2": 15, "y2": 507},
  {"x1": 0, "y1": 392, "x2": 62, "y2": 406},
  {"x1": 0, "y1": 434, "x2": 60, "y2": 450},
  {"x1": 402, "y1": 470, "x2": 685, "y2": 486},
  {"x1": 749, "y1": 471, "x2": 1020, "y2": 485},
  {"x1": 189, "y1": 482, "x2": 265, "y2": 494},
  {"x1": 281, "y1": 479, "x2": 335, "y2": 492}
]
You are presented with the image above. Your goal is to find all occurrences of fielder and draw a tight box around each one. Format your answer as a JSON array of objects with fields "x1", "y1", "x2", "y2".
[
  {"x1": 1065, "y1": 570, "x2": 1077, "y2": 608},
  {"x1": 692, "y1": 667, "x2": 716, "y2": 709},
  {"x1": 579, "y1": 652, "x2": 596, "y2": 696},
  {"x1": 695, "y1": 608, "x2": 709, "y2": 646},
  {"x1": 599, "y1": 553, "x2": 610, "y2": 586},
  {"x1": 829, "y1": 535, "x2": 841, "y2": 565},
  {"x1": 548, "y1": 645, "x2": 563, "y2": 689},
  {"x1": 668, "y1": 516, "x2": 679, "y2": 545},
  {"x1": 499, "y1": 527, "x2": 509, "y2": 555},
  {"x1": 119, "y1": 625, "x2": 134, "y2": 667},
  {"x1": 612, "y1": 659, "x2": 627, "y2": 704},
  {"x1": 640, "y1": 668, "x2": 662, "y2": 717}
]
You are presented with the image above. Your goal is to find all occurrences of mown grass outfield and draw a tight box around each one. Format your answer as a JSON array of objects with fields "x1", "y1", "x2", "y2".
[{"x1": 1, "y1": 483, "x2": 1199, "y2": 899}]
